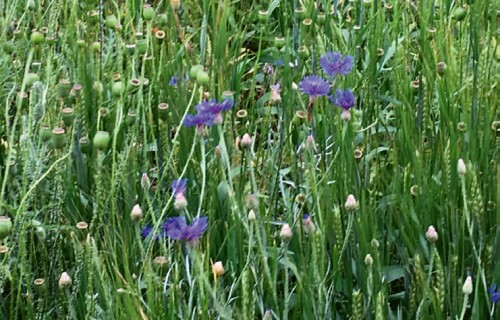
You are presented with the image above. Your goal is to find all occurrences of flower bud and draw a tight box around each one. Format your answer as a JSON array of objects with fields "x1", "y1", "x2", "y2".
[
  {"x1": 248, "y1": 209, "x2": 256, "y2": 221},
  {"x1": 344, "y1": 194, "x2": 358, "y2": 211},
  {"x1": 364, "y1": 254, "x2": 373, "y2": 266},
  {"x1": 303, "y1": 214, "x2": 316, "y2": 234},
  {"x1": 340, "y1": 109, "x2": 351, "y2": 122},
  {"x1": 141, "y1": 172, "x2": 151, "y2": 190},
  {"x1": 425, "y1": 225, "x2": 438, "y2": 242},
  {"x1": 462, "y1": 276, "x2": 473, "y2": 295},
  {"x1": 240, "y1": 133, "x2": 253, "y2": 148},
  {"x1": 457, "y1": 159, "x2": 466, "y2": 176},
  {"x1": 212, "y1": 261, "x2": 225, "y2": 277},
  {"x1": 0, "y1": 216, "x2": 13, "y2": 239},
  {"x1": 130, "y1": 204, "x2": 143, "y2": 221},
  {"x1": 58, "y1": 272, "x2": 72, "y2": 288},
  {"x1": 174, "y1": 194, "x2": 188, "y2": 211},
  {"x1": 280, "y1": 223, "x2": 293, "y2": 242}
]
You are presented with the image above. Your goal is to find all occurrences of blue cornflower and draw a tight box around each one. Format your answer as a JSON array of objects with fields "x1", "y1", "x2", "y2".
[
  {"x1": 184, "y1": 112, "x2": 214, "y2": 135},
  {"x1": 488, "y1": 284, "x2": 500, "y2": 303},
  {"x1": 320, "y1": 52, "x2": 354, "y2": 77},
  {"x1": 299, "y1": 75, "x2": 330, "y2": 97},
  {"x1": 331, "y1": 89, "x2": 356, "y2": 110},
  {"x1": 171, "y1": 178, "x2": 188, "y2": 210},
  {"x1": 195, "y1": 98, "x2": 234, "y2": 124},
  {"x1": 163, "y1": 216, "x2": 208, "y2": 242},
  {"x1": 171, "y1": 178, "x2": 188, "y2": 196},
  {"x1": 141, "y1": 225, "x2": 166, "y2": 240},
  {"x1": 169, "y1": 76, "x2": 179, "y2": 87}
]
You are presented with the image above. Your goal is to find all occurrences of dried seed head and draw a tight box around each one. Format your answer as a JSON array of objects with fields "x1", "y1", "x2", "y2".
[
  {"x1": 457, "y1": 122, "x2": 467, "y2": 131},
  {"x1": 410, "y1": 185, "x2": 419, "y2": 196},
  {"x1": 354, "y1": 148, "x2": 363, "y2": 159},
  {"x1": 295, "y1": 193, "x2": 307, "y2": 205},
  {"x1": 76, "y1": 221, "x2": 88, "y2": 230}
]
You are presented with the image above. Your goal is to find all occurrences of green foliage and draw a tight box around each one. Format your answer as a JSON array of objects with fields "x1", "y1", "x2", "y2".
[{"x1": 0, "y1": 0, "x2": 497, "y2": 319}]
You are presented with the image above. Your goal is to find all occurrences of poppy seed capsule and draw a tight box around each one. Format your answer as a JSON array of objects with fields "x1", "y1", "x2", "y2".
[
  {"x1": 57, "y1": 79, "x2": 71, "y2": 99},
  {"x1": 112, "y1": 81, "x2": 124, "y2": 97},
  {"x1": 25, "y1": 73, "x2": 39, "y2": 88},
  {"x1": 30, "y1": 31, "x2": 44, "y2": 45},
  {"x1": 158, "y1": 103, "x2": 169, "y2": 121},
  {"x1": 0, "y1": 216, "x2": 13, "y2": 239},
  {"x1": 274, "y1": 36, "x2": 285, "y2": 49},
  {"x1": 40, "y1": 125, "x2": 51, "y2": 142},
  {"x1": 105, "y1": 15, "x2": 119, "y2": 29},
  {"x1": 93, "y1": 131, "x2": 110, "y2": 151},
  {"x1": 0, "y1": 246, "x2": 8, "y2": 255},
  {"x1": 126, "y1": 110, "x2": 137, "y2": 126},
  {"x1": 436, "y1": 62, "x2": 447, "y2": 75},
  {"x1": 453, "y1": 7, "x2": 467, "y2": 21},
  {"x1": 258, "y1": 10, "x2": 269, "y2": 23},
  {"x1": 51, "y1": 127, "x2": 66, "y2": 149},
  {"x1": 143, "y1": 4, "x2": 155, "y2": 21},
  {"x1": 189, "y1": 64, "x2": 204, "y2": 79},
  {"x1": 196, "y1": 70, "x2": 210, "y2": 86},
  {"x1": 79, "y1": 136, "x2": 91, "y2": 154},
  {"x1": 61, "y1": 108, "x2": 75, "y2": 127},
  {"x1": 136, "y1": 39, "x2": 148, "y2": 54}
]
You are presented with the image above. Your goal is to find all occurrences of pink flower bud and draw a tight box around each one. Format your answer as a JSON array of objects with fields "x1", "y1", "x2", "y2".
[
  {"x1": 425, "y1": 225, "x2": 438, "y2": 242},
  {"x1": 344, "y1": 194, "x2": 358, "y2": 211}
]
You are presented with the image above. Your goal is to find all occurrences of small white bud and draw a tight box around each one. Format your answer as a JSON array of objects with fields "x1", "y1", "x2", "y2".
[
  {"x1": 58, "y1": 272, "x2": 72, "y2": 288},
  {"x1": 240, "y1": 133, "x2": 253, "y2": 148},
  {"x1": 457, "y1": 159, "x2": 466, "y2": 176},
  {"x1": 212, "y1": 261, "x2": 225, "y2": 277},
  {"x1": 462, "y1": 276, "x2": 473, "y2": 295},
  {"x1": 344, "y1": 194, "x2": 359, "y2": 211},
  {"x1": 364, "y1": 254, "x2": 373, "y2": 266},
  {"x1": 425, "y1": 225, "x2": 438, "y2": 243},
  {"x1": 174, "y1": 194, "x2": 188, "y2": 211},
  {"x1": 248, "y1": 209, "x2": 256, "y2": 221},
  {"x1": 280, "y1": 223, "x2": 293, "y2": 242},
  {"x1": 130, "y1": 204, "x2": 143, "y2": 221}
]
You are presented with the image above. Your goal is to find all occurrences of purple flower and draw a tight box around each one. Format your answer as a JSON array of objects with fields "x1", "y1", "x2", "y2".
[
  {"x1": 163, "y1": 216, "x2": 208, "y2": 241},
  {"x1": 196, "y1": 99, "x2": 233, "y2": 114},
  {"x1": 141, "y1": 226, "x2": 166, "y2": 240},
  {"x1": 169, "y1": 76, "x2": 179, "y2": 87},
  {"x1": 183, "y1": 112, "x2": 214, "y2": 128},
  {"x1": 299, "y1": 75, "x2": 330, "y2": 97},
  {"x1": 489, "y1": 284, "x2": 500, "y2": 303},
  {"x1": 331, "y1": 89, "x2": 355, "y2": 110},
  {"x1": 171, "y1": 178, "x2": 187, "y2": 196},
  {"x1": 320, "y1": 52, "x2": 354, "y2": 77}
]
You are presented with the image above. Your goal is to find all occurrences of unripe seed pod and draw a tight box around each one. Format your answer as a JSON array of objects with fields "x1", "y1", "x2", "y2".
[
  {"x1": 453, "y1": 7, "x2": 467, "y2": 21},
  {"x1": 0, "y1": 216, "x2": 13, "y2": 239},
  {"x1": 143, "y1": 5, "x2": 155, "y2": 21},
  {"x1": 31, "y1": 31, "x2": 44, "y2": 45},
  {"x1": 106, "y1": 15, "x2": 119, "y2": 29},
  {"x1": 61, "y1": 107, "x2": 75, "y2": 127},
  {"x1": 93, "y1": 131, "x2": 110, "y2": 151},
  {"x1": 189, "y1": 64, "x2": 204, "y2": 79},
  {"x1": 51, "y1": 127, "x2": 66, "y2": 149},
  {"x1": 79, "y1": 136, "x2": 91, "y2": 154},
  {"x1": 112, "y1": 81, "x2": 124, "y2": 97},
  {"x1": 57, "y1": 79, "x2": 71, "y2": 99},
  {"x1": 40, "y1": 125, "x2": 51, "y2": 142},
  {"x1": 25, "y1": 73, "x2": 39, "y2": 88},
  {"x1": 136, "y1": 39, "x2": 148, "y2": 54},
  {"x1": 158, "y1": 103, "x2": 169, "y2": 121},
  {"x1": 196, "y1": 70, "x2": 210, "y2": 85}
]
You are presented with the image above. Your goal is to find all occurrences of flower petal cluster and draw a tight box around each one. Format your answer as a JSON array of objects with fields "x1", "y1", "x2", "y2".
[
  {"x1": 142, "y1": 216, "x2": 208, "y2": 241},
  {"x1": 185, "y1": 98, "x2": 234, "y2": 128},
  {"x1": 331, "y1": 89, "x2": 356, "y2": 110},
  {"x1": 320, "y1": 52, "x2": 354, "y2": 77},
  {"x1": 299, "y1": 75, "x2": 330, "y2": 97},
  {"x1": 488, "y1": 284, "x2": 500, "y2": 303},
  {"x1": 171, "y1": 178, "x2": 187, "y2": 196}
]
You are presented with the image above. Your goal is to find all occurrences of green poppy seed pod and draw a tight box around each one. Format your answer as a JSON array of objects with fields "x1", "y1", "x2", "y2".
[
  {"x1": 0, "y1": 246, "x2": 7, "y2": 255},
  {"x1": 46, "y1": 35, "x2": 57, "y2": 45},
  {"x1": 155, "y1": 13, "x2": 168, "y2": 26},
  {"x1": 143, "y1": 4, "x2": 155, "y2": 21},
  {"x1": 317, "y1": 13, "x2": 326, "y2": 25},
  {"x1": 127, "y1": 78, "x2": 141, "y2": 93},
  {"x1": 363, "y1": 0, "x2": 372, "y2": 8},
  {"x1": 75, "y1": 221, "x2": 89, "y2": 241},
  {"x1": 93, "y1": 131, "x2": 110, "y2": 151},
  {"x1": 79, "y1": 136, "x2": 91, "y2": 154},
  {"x1": 93, "y1": 81, "x2": 103, "y2": 93},
  {"x1": 291, "y1": 110, "x2": 307, "y2": 127},
  {"x1": 106, "y1": 15, "x2": 119, "y2": 29},
  {"x1": 453, "y1": 7, "x2": 467, "y2": 21},
  {"x1": 0, "y1": 216, "x2": 13, "y2": 239},
  {"x1": 91, "y1": 41, "x2": 100, "y2": 52},
  {"x1": 112, "y1": 81, "x2": 124, "y2": 97},
  {"x1": 61, "y1": 107, "x2": 75, "y2": 127},
  {"x1": 258, "y1": 10, "x2": 269, "y2": 23},
  {"x1": 51, "y1": 127, "x2": 66, "y2": 149},
  {"x1": 126, "y1": 110, "x2": 136, "y2": 126},
  {"x1": 136, "y1": 39, "x2": 148, "y2": 55},
  {"x1": 274, "y1": 36, "x2": 285, "y2": 49},
  {"x1": 294, "y1": 7, "x2": 305, "y2": 19},
  {"x1": 30, "y1": 31, "x2": 44, "y2": 45},
  {"x1": 56, "y1": 79, "x2": 71, "y2": 99},
  {"x1": 3, "y1": 41, "x2": 15, "y2": 54},
  {"x1": 298, "y1": 46, "x2": 309, "y2": 59},
  {"x1": 33, "y1": 278, "x2": 46, "y2": 296},
  {"x1": 189, "y1": 64, "x2": 204, "y2": 79},
  {"x1": 125, "y1": 43, "x2": 136, "y2": 55},
  {"x1": 158, "y1": 102, "x2": 169, "y2": 121},
  {"x1": 196, "y1": 70, "x2": 210, "y2": 85},
  {"x1": 76, "y1": 39, "x2": 86, "y2": 48},
  {"x1": 25, "y1": 72, "x2": 39, "y2": 88},
  {"x1": 40, "y1": 125, "x2": 51, "y2": 142}
]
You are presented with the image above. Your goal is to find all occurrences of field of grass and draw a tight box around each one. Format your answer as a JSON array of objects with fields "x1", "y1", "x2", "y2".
[{"x1": 0, "y1": 0, "x2": 498, "y2": 319}]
